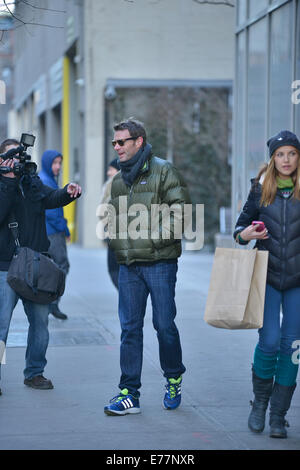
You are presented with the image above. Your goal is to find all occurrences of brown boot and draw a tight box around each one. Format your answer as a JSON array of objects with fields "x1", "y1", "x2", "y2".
[{"x1": 24, "y1": 375, "x2": 54, "y2": 390}]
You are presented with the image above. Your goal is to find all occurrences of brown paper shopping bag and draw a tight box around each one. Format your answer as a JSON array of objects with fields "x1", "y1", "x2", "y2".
[{"x1": 204, "y1": 247, "x2": 269, "y2": 329}]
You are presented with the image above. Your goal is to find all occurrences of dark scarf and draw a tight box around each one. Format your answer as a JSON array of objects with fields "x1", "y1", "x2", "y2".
[
  {"x1": 119, "y1": 143, "x2": 152, "y2": 187},
  {"x1": 18, "y1": 174, "x2": 47, "y2": 201}
]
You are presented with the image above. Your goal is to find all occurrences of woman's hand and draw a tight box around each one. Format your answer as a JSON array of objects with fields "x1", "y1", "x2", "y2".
[{"x1": 239, "y1": 224, "x2": 269, "y2": 242}]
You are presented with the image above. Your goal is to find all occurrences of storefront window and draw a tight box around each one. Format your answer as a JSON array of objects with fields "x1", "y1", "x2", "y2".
[
  {"x1": 249, "y1": 0, "x2": 268, "y2": 18},
  {"x1": 237, "y1": 0, "x2": 247, "y2": 27},
  {"x1": 233, "y1": 0, "x2": 298, "y2": 232},
  {"x1": 108, "y1": 85, "x2": 232, "y2": 246},
  {"x1": 247, "y1": 18, "x2": 268, "y2": 181},
  {"x1": 235, "y1": 32, "x2": 246, "y2": 212},
  {"x1": 295, "y1": 0, "x2": 300, "y2": 135},
  {"x1": 269, "y1": 3, "x2": 293, "y2": 136}
]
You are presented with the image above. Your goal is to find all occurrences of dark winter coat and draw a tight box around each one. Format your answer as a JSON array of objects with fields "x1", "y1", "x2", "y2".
[
  {"x1": 39, "y1": 150, "x2": 70, "y2": 237},
  {"x1": 234, "y1": 178, "x2": 300, "y2": 291},
  {"x1": 109, "y1": 150, "x2": 191, "y2": 266},
  {"x1": 0, "y1": 174, "x2": 76, "y2": 271}
]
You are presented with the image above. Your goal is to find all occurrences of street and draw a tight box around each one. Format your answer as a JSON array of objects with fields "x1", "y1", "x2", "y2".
[{"x1": 0, "y1": 245, "x2": 299, "y2": 450}]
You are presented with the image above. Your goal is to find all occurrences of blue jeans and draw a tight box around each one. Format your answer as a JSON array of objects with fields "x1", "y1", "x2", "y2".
[
  {"x1": 0, "y1": 271, "x2": 50, "y2": 380},
  {"x1": 47, "y1": 232, "x2": 70, "y2": 308},
  {"x1": 118, "y1": 261, "x2": 185, "y2": 396},
  {"x1": 254, "y1": 283, "x2": 300, "y2": 385},
  {"x1": 258, "y1": 284, "x2": 300, "y2": 356}
]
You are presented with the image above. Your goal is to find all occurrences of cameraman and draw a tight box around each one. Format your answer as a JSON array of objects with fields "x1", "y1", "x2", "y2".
[{"x1": 0, "y1": 138, "x2": 81, "y2": 394}]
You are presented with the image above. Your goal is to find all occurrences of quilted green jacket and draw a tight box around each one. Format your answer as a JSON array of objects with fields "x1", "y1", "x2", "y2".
[{"x1": 108, "y1": 154, "x2": 191, "y2": 265}]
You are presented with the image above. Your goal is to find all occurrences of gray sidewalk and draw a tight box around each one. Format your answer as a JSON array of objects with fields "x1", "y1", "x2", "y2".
[{"x1": 0, "y1": 245, "x2": 299, "y2": 450}]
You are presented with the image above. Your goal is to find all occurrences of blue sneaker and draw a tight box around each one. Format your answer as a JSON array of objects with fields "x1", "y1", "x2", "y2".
[
  {"x1": 104, "y1": 388, "x2": 141, "y2": 416},
  {"x1": 163, "y1": 376, "x2": 182, "y2": 410}
]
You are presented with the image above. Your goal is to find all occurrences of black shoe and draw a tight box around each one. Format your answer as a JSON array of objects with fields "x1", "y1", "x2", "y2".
[
  {"x1": 50, "y1": 305, "x2": 68, "y2": 320},
  {"x1": 248, "y1": 369, "x2": 273, "y2": 433},
  {"x1": 269, "y1": 382, "x2": 296, "y2": 438},
  {"x1": 0, "y1": 388, "x2": 2, "y2": 395},
  {"x1": 24, "y1": 375, "x2": 54, "y2": 390}
]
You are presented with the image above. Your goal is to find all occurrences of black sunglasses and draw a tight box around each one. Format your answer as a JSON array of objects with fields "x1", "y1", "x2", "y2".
[{"x1": 111, "y1": 137, "x2": 138, "y2": 148}]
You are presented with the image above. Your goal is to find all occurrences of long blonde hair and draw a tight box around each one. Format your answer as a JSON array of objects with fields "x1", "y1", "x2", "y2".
[{"x1": 256, "y1": 150, "x2": 300, "y2": 206}]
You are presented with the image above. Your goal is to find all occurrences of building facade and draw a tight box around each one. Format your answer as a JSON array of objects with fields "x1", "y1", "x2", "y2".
[
  {"x1": 0, "y1": 13, "x2": 14, "y2": 142},
  {"x1": 84, "y1": 0, "x2": 235, "y2": 248},
  {"x1": 9, "y1": 0, "x2": 84, "y2": 241},
  {"x1": 10, "y1": 0, "x2": 235, "y2": 248},
  {"x1": 232, "y1": 0, "x2": 300, "y2": 226}
]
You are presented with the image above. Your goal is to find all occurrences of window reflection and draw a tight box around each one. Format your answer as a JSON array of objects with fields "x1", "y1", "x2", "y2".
[
  {"x1": 249, "y1": 0, "x2": 268, "y2": 18},
  {"x1": 247, "y1": 19, "x2": 267, "y2": 181},
  {"x1": 269, "y1": 4, "x2": 293, "y2": 135},
  {"x1": 237, "y1": 0, "x2": 247, "y2": 26},
  {"x1": 296, "y1": 1, "x2": 300, "y2": 134},
  {"x1": 234, "y1": 0, "x2": 299, "y2": 231},
  {"x1": 236, "y1": 32, "x2": 246, "y2": 213}
]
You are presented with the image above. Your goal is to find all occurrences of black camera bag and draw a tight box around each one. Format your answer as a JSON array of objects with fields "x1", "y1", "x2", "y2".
[{"x1": 7, "y1": 214, "x2": 66, "y2": 304}]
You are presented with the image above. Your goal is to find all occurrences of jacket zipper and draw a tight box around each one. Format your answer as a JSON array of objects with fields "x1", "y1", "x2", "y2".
[
  {"x1": 125, "y1": 166, "x2": 148, "y2": 265},
  {"x1": 127, "y1": 183, "x2": 134, "y2": 265},
  {"x1": 280, "y1": 198, "x2": 287, "y2": 289},
  {"x1": 129, "y1": 184, "x2": 134, "y2": 201}
]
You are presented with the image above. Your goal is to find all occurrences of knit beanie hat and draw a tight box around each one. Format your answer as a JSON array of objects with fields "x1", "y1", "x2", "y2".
[
  {"x1": 267, "y1": 130, "x2": 300, "y2": 158},
  {"x1": 108, "y1": 158, "x2": 120, "y2": 170}
]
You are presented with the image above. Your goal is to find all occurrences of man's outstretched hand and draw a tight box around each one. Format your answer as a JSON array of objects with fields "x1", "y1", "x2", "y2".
[{"x1": 67, "y1": 183, "x2": 82, "y2": 198}]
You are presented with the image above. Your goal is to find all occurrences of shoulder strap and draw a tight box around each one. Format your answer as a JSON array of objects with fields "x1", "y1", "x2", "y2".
[{"x1": 8, "y1": 212, "x2": 20, "y2": 249}]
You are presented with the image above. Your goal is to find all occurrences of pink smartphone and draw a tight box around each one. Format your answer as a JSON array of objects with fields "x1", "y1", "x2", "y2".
[{"x1": 252, "y1": 221, "x2": 265, "y2": 232}]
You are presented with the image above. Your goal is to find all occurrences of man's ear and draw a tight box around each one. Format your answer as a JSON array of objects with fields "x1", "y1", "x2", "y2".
[{"x1": 136, "y1": 136, "x2": 144, "y2": 149}]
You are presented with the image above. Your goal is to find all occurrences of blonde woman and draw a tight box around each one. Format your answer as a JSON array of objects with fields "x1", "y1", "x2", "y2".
[{"x1": 234, "y1": 130, "x2": 300, "y2": 439}]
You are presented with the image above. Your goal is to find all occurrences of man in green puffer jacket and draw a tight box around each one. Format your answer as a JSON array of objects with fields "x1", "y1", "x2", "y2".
[{"x1": 104, "y1": 118, "x2": 191, "y2": 416}]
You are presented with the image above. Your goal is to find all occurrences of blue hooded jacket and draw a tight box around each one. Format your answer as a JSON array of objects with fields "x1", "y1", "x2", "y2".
[{"x1": 39, "y1": 150, "x2": 70, "y2": 237}]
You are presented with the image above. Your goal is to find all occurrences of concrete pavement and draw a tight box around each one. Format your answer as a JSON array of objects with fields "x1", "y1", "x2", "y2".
[{"x1": 0, "y1": 245, "x2": 299, "y2": 450}]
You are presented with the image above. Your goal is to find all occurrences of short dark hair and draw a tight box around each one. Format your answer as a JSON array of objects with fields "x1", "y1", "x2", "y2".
[
  {"x1": 0, "y1": 138, "x2": 20, "y2": 154},
  {"x1": 113, "y1": 117, "x2": 147, "y2": 147}
]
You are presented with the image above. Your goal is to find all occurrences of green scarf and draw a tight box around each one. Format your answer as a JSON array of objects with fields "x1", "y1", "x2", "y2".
[{"x1": 276, "y1": 177, "x2": 294, "y2": 189}]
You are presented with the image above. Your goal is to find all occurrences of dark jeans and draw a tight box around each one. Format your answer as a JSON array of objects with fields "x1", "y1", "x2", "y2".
[
  {"x1": 255, "y1": 283, "x2": 300, "y2": 385},
  {"x1": 47, "y1": 232, "x2": 70, "y2": 308},
  {"x1": 0, "y1": 271, "x2": 49, "y2": 380},
  {"x1": 107, "y1": 246, "x2": 119, "y2": 290},
  {"x1": 258, "y1": 284, "x2": 300, "y2": 356},
  {"x1": 118, "y1": 261, "x2": 185, "y2": 396}
]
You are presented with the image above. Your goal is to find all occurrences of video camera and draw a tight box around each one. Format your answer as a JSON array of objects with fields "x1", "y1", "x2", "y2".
[{"x1": 0, "y1": 133, "x2": 36, "y2": 177}]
